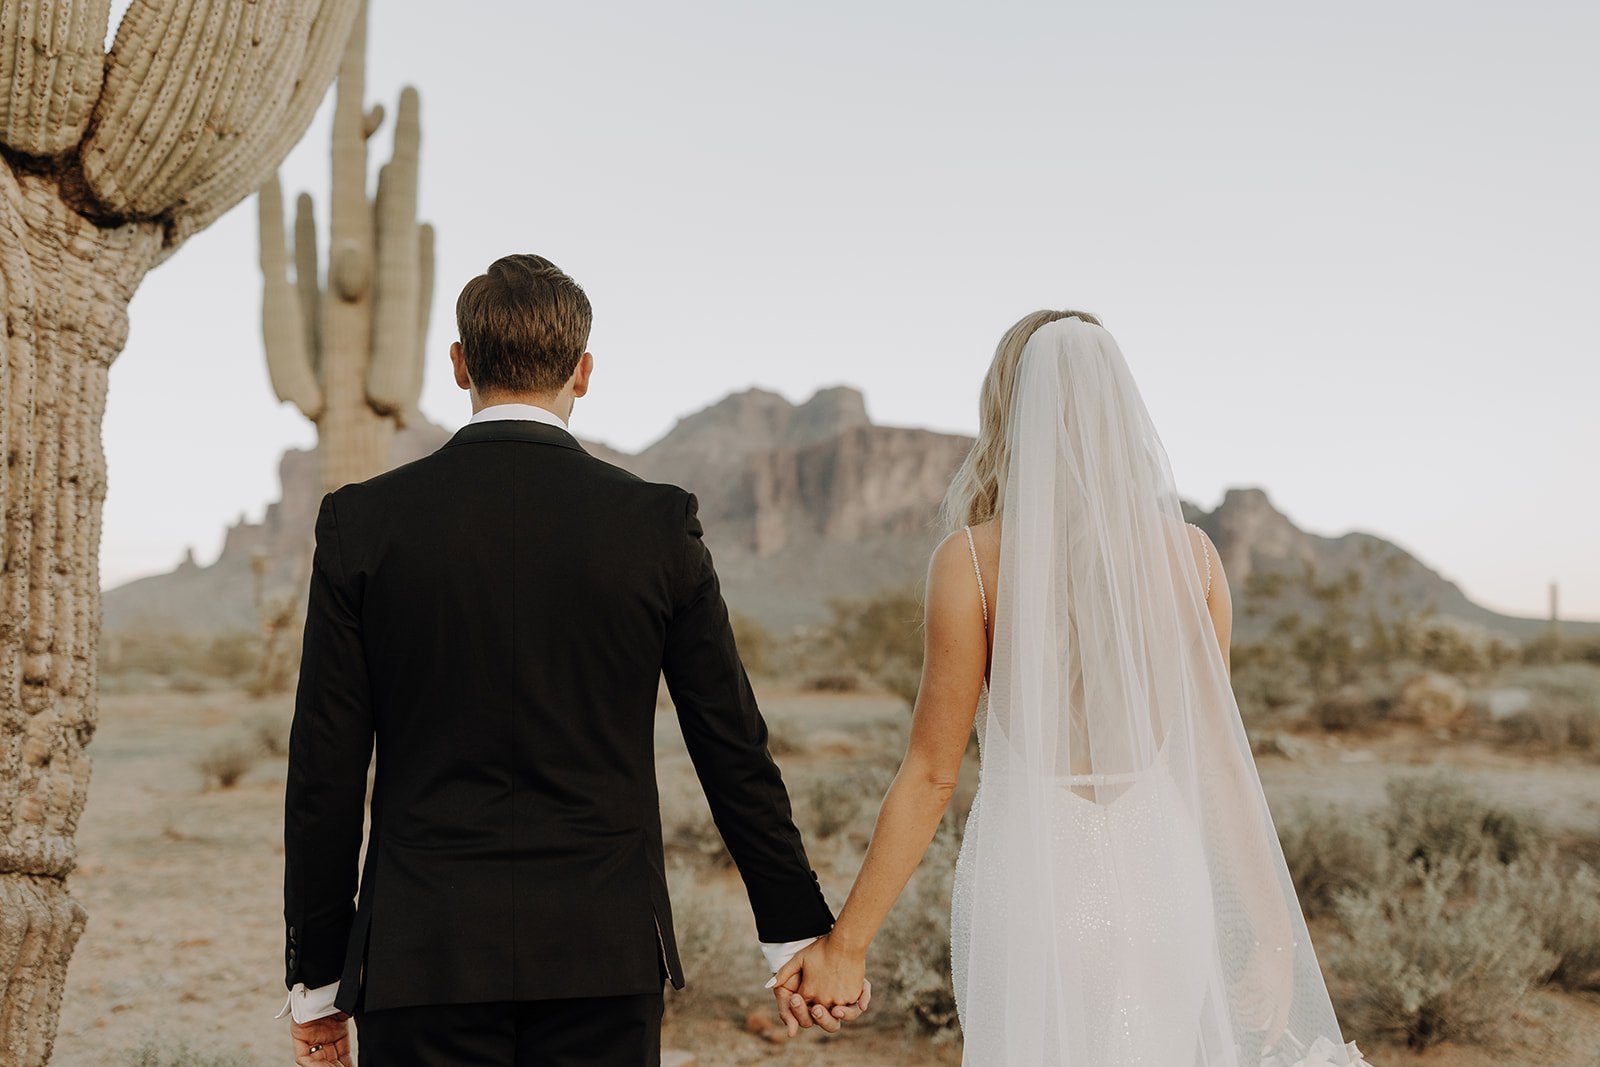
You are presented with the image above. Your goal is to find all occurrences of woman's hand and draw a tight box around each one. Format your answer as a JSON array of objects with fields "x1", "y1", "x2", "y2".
[
  {"x1": 771, "y1": 971, "x2": 872, "y2": 1036},
  {"x1": 773, "y1": 934, "x2": 867, "y2": 1012}
]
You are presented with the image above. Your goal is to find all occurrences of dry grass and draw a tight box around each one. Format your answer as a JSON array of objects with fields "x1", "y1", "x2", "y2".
[
  {"x1": 126, "y1": 1039, "x2": 259, "y2": 1067},
  {"x1": 193, "y1": 735, "x2": 258, "y2": 789},
  {"x1": 663, "y1": 862, "x2": 736, "y2": 1016},
  {"x1": 659, "y1": 773, "x2": 733, "y2": 871},
  {"x1": 873, "y1": 819, "x2": 962, "y2": 1039},
  {"x1": 55, "y1": 682, "x2": 1600, "y2": 1066},
  {"x1": 246, "y1": 709, "x2": 292, "y2": 758}
]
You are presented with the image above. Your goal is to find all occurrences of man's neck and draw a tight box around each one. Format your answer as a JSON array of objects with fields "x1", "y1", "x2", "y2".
[{"x1": 472, "y1": 391, "x2": 570, "y2": 423}]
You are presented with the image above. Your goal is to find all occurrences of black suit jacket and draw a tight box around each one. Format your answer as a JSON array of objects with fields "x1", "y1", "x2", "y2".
[{"x1": 283, "y1": 418, "x2": 834, "y2": 1014}]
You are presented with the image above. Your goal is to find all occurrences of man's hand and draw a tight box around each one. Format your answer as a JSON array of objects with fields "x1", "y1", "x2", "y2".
[{"x1": 291, "y1": 1013, "x2": 352, "y2": 1066}]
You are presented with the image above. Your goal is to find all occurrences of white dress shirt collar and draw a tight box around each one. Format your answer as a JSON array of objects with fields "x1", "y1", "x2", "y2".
[{"x1": 469, "y1": 403, "x2": 569, "y2": 430}]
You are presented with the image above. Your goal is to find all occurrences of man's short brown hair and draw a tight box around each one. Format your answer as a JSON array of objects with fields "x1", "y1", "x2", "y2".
[{"x1": 455, "y1": 254, "x2": 592, "y2": 395}]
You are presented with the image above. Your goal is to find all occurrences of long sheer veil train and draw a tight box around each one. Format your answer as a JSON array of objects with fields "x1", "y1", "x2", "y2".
[{"x1": 950, "y1": 318, "x2": 1369, "y2": 1066}]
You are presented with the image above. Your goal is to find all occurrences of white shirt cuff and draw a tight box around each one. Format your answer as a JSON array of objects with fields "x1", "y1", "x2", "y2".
[
  {"x1": 275, "y1": 980, "x2": 343, "y2": 1023},
  {"x1": 761, "y1": 937, "x2": 819, "y2": 975}
]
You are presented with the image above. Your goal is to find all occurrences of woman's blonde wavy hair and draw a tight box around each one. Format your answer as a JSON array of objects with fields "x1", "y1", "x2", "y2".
[{"x1": 940, "y1": 308, "x2": 1103, "y2": 531}]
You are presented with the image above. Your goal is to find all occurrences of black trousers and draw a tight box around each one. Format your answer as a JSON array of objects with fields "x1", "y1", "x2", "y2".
[{"x1": 355, "y1": 992, "x2": 664, "y2": 1067}]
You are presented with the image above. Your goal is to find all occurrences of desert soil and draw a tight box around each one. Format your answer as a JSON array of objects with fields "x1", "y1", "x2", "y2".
[{"x1": 50, "y1": 686, "x2": 1600, "y2": 1066}]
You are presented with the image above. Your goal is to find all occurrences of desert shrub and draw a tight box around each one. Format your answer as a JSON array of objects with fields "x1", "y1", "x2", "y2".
[
  {"x1": 659, "y1": 776, "x2": 732, "y2": 870},
  {"x1": 1330, "y1": 860, "x2": 1555, "y2": 1050},
  {"x1": 1507, "y1": 662, "x2": 1600, "y2": 707},
  {"x1": 875, "y1": 819, "x2": 962, "y2": 1039},
  {"x1": 801, "y1": 672, "x2": 862, "y2": 693},
  {"x1": 1498, "y1": 704, "x2": 1600, "y2": 754},
  {"x1": 795, "y1": 770, "x2": 881, "y2": 841},
  {"x1": 1411, "y1": 620, "x2": 1495, "y2": 677},
  {"x1": 1519, "y1": 631, "x2": 1600, "y2": 666},
  {"x1": 194, "y1": 735, "x2": 258, "y2": 789},
  {"x1": 814, "y1": 586, "x2": 925, "y2": 706},
  {"x1": 663, "y1": 861, "x2": 735, "y2": 1014},
  {"x1": 1384, "y1": 776, "x2": 1547, "y2": 871},
  {"x1": 127, "y1": 1038, "x2": 258, "y2": 1067},
  {"x1": 168, "y1": 671, "x2": 213, "y2": 694},
  {"x1": 731, "y1": 611, "x2": 774, "y2": 676},
  {"x1": 764, "y1": 717, "x2": 805, "y2": 757},
  {"x1": 1571, "y1": 634, "x2": 1600, "y2": 666},
  {"x1": 878, "y1": 660, "x2": 923, "y2": 710},
  {"x1": 823, "y1": 587, "x2": 922, "y2": 672},
  {"x1": 1505, "y1": 855, "x2": 1600, "y2": 991},
  {"x1": 1496, "y1": 664, "x2": 1600, "y2": 756},
  {"x1": 204, "y1": 631, "x2": 260, "y2": 680},
  {"x1": 247, "y1": 709, "x2": 293, "y2": 758},
  {"x1": 1230, "y1": 643, "x2": 1307, "y2": 728},
  {"x1": 1309, "y1": 684, "x2": 1389, "y2": 732},
  {"x1": 103, "y1": 630, "x2": 263, "y2": 684},
  {"x1": 1277, "y1": 804, "x2": 1391, "y2": 919}
]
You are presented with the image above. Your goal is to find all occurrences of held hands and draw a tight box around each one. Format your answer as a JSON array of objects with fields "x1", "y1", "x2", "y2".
[
  {"x1": 291, "y1": 1013, "x2": 352, "y2": 1066},
  {"x1": 768, "y1": 934, "x2": 871, "y2": 1037}
]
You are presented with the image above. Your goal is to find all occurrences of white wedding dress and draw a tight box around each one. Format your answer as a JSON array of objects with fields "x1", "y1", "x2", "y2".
[
  {"x1": 953, "y1": 713, "x2": 1216, "y2": 1065},
  {"x1": 944, "y1": 319, "x2": 1371, "y2": 1067}
]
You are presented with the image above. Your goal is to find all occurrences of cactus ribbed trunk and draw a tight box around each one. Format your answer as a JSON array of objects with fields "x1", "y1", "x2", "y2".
[
  {"x1": 319, "y1": 308, "x2": 393, "y2": 492},
  {"x1": 0, "y1": 1, "x2": 361, "y2": 1060},
  {"x1": 258, "y1": 0, "x2": 432, "y2": 494},
  {"x1": 316, "y1": 0, "x2": 390, "y2": 492},
  {"x1": 0, "y1": 171, "x2": 162, "y2": 1063}
]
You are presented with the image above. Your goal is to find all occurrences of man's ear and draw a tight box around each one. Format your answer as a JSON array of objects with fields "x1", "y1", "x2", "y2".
[
  {"x1": 571, "y1": 351, "x2": 594, "y2": 399},
  {"x1": 450, "y1": 341, "x2": 472, "y2": 391}
]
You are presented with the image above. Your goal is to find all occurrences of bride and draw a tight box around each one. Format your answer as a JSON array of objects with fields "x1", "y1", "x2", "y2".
[{"x1": 773, "y1": 312, "x2": 1372, "y2": 1065}]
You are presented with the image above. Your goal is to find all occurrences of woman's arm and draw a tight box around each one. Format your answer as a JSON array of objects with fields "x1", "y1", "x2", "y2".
[{"x1": 774, "y1": 531, "x2": 989, "y2": 1009}]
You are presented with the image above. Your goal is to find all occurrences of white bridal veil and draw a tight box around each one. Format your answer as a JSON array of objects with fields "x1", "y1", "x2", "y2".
[{"x1": 951, "y1": 318, "x2": 1368, "y2": 1066}]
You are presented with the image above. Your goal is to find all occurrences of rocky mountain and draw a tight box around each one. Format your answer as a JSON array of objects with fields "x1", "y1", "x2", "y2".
[{"x1": 103, "y1": 387, "x2": 1580, "y2": 641}]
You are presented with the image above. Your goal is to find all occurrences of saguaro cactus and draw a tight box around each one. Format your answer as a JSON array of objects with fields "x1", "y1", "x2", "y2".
[
  {"x1": 259, "y1": 2, "x2": 434, "y2": 493},
  {"x1": 0, "y1": 1, "x2": 361, "y2": 1062}
]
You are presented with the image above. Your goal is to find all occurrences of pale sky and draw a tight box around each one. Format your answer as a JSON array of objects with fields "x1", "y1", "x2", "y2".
[{"x1": 101, "y1": 0, "x2": 1598, "y2": 620}]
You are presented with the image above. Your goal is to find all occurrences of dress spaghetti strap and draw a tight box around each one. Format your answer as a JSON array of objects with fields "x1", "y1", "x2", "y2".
[
  {"x1": 963, "y1": 525, "x2": 989, "y2": 634},
  {"x1": 1187, "y1": 522, "x2": 1213, "y2": 603}
]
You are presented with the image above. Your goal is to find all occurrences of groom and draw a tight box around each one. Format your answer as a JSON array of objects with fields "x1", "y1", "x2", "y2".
[{"x1": 280, "y1": 254, "x2": 863, "y2": 1065}]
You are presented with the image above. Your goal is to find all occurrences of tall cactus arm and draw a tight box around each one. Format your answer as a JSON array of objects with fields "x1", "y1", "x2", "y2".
[
  {"x1": 81, "y1": 0, "x2": 359, "y2": 253},
  {"x1": 294, "y1": 191, "x2": 322, "y2": 374},
  {"x1": 0, "y1": 0, "x2": 111, "y2": 156},
  {"x1": 327, "y1": 0, "x2": 370, "y2": 302},
  {"x1": 83, "y1": 0, "x2": 307, "y2": 214},
  {"x1": 168, "y1": 0, "x2": 360, "y2": 246},
  {"x1": 259, "y1": 172, "x2": 324, "y2": 419},
  {"x1": 410, "y1": 220, "x2": 436, "y2": 424},
  {"x1": 367, "y1": 86, "x2": 422, "y2": 418}
]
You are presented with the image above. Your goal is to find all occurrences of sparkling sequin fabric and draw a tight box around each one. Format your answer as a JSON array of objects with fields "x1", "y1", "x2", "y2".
[{"x1": 952, "y1": 719, "x2": 1216, "y2": 1065}]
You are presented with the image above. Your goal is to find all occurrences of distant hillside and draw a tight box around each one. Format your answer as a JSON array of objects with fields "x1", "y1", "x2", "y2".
[{"x1": 103, "y1": 387, "x2": 1584, "y2": 641}]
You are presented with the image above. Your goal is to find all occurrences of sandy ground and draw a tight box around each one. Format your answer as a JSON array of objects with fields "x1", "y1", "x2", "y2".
[{"x1": 50, "y1": 686, "x2": 1600, "y2": 1066}]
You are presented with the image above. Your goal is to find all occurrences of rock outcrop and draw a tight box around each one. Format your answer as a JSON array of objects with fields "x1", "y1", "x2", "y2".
[{"x1": 104, "y1": 387, "x2": 1583, "y2": 640}]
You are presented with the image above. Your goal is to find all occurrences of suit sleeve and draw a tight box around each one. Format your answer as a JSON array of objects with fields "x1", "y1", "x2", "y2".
[
  {"x1": 283, "y1": 492, "x2": 375, "y2": 990},
  {"x1": 662, "y1": 492, "x2": 835, "y2": 943}
]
